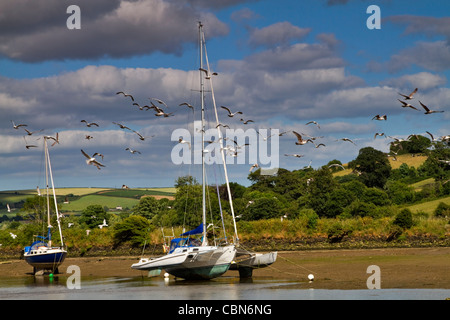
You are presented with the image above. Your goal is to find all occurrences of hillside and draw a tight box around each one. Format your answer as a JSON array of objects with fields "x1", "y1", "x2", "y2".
[{"x1": 0, "y1": 187, "x2": 175, "y2": 216}]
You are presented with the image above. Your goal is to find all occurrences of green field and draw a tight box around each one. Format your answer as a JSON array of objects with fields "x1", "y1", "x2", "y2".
[
  {"x1": 0, "y1": 187, "x2": 176, "y2": 215},
  {"x1": 405, "y1": 196, "x2": 450, "y2": 215}
]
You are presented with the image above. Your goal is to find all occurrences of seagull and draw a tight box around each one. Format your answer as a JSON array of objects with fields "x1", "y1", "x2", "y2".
[
  {"x1": 284, "y1": 154, "x2": 304, "y2": 158},
  {"x1": 116, "y1": 91, "x2": 135, "y2": 101},
  {"x1": 133, "y1": 131, "x2": 154, "y2": 141},
  {"x1": 249, "y1": 163, "x2": 259, "y2": 172},
  {"x1": 68, "y1": 223, "x2": 74, "y2": 228},
  {"x1": 328, "y1": 163, "x2": 345, "y2": 170},
  {"x1": 179, "y1": 102, "x2": 194, "y2": 112},
  {"x1": 11, "y1": 120, "x2": 27, "y2": 129},
  {"x1": 178, "y1": 138, "x2": 191, "y2": 149},
  {"x1": 80, "y1": 120, "x2": 99, "y2": 127},
  {"x1": 112, "y1": 122, "x2": 132, "y2": 131},
  {"x1": 23, "y1": 136, "x2": 37, "y2": 149},
  {"x1": 7, "y1": 204, "x2": 10, "y2": 213},
  {"x1": 397, "y1": 99, "x2": 419, "y2": 111},
  {"x1": 306, "y1": 121, "x2": 320, "y2": 129},
  {"x1": 425, "y1": 131, "x2": 438, "y2": 142},
  {"x1": 257, "y1": 130, "x2": 278, "y2": 141},
  {"x1": 313, "y1": 142, "x2": 326, "y2": 148},
  {"x1": 372, "y1": 114, "x2": 387, "y2": 121},
  {"x1": 154, "y1": 111, "x2": 173, "y2": 117},
  {"x1": 293, "y1": 131, "x2": 314, "y2": 145},
  {"x1": 45, "y1": 133, "x2": 59, "y2": 146},
  {"x1": 216, "y1": 123, "x2": 230, "y2": 129},
  {"x1": 221, "y1": 106, "x2": 243, "y2": 117},
  {"x1": 132, "y1": 102, "x2": 151, "y2": 111},
  {"x1": 85, "y1": 135, "x2": 94, "y2": 140},
  {"x1": 240, "y1": 118, "x2": 254, "y2": 125},
  {"x1": 374, "y1": 132, "x2": 386, "y2": 139},
  {"x1": 150, "y1": 98, "x2": 168, "y2": 108},
  {"x1": 24, "y1": 128, "x2": 43, "y2": 136},
  {"x1": 81, "y1": 149, "x2": 105, "y2": 170},
  {"x1": 398, "y1": 88, "x2": 418, "y2": 100},
  {"x1": 9, "y1": 232, "x2": 17, "y2": 239},
  {"x1": 98, "y1": 219, "x2": 108, "y2": 229},
  {"x1": 337, "y1": 138, "x2": 356, "y2": 145},
  {"x1": 419, "y1": 101, "x2": 444, "y2": 114},
  {"x1": 199, "y1": 68, "x2": 218, "y2": 79},
  {"x1": 125, "y1": 147, "x2": 141, "y2": 154}
]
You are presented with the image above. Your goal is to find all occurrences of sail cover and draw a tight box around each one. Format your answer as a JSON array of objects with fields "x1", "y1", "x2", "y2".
[{"x1": 181, "y1": 223, "x2": 204, "y2": 236}]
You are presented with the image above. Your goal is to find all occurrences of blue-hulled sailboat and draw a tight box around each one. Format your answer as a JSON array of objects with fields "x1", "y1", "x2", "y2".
[{"x1": 24, "y1": 135, "x2": 67, "y2": 274}]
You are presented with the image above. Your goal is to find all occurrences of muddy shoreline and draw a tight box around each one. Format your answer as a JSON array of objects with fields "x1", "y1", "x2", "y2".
[{"x1": 1, "y1": 247, "x2": 448, "y2": 290}]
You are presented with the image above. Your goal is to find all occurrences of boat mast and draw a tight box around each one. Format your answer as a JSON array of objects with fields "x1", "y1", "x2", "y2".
[
  {"x1": 199, "y1": 22, "x2": 207, "y2": 246},
  {"x1": 44, "y1": 137, "x2": 52, "y2": 247},
  {"x1": 201, "y1": 25, "x2": 240, "y2": 245},
  {"x1": 45, "y1": 136, "x2": 64, "y2": 248}
]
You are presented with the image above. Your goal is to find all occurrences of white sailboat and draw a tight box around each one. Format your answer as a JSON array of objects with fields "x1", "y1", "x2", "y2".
[
  {"x1": 132, "y1": 21, "x2": 277, "y2": 279},
  {"x1": 131, "y1": 22, "x2": 236, "y2": 280},
  {"x1": 24, "y1": 135, "x2": 67, "y2": 274}
]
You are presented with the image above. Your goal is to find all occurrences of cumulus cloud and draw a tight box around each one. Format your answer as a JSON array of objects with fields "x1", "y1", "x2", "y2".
[
  {"x1": 0, "y1": 0, "x2": 229, "y2": 62},
  {"x1": 248, "y1": 22, "x2": 311, "y2": 48},
  {"x1": 378, "y1": 15, "x2": 450, "y2": 72}
]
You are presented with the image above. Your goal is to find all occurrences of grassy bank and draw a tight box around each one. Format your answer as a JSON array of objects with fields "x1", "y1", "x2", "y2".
[{"x1": 1, "y1": 215, "x2": 448, "y2": 259}]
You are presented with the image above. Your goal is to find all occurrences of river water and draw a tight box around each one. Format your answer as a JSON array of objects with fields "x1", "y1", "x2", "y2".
[{"x1": 0, "y1": 275, "x2": 448, "y2": 300}]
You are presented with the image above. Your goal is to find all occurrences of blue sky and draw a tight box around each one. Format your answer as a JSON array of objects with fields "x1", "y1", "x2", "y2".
[{"x1": 0, "y1": 0, "x2": 449, "y2": 191}]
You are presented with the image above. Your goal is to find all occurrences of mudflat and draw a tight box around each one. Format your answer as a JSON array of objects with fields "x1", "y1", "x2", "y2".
[{"x1": 0, "y1": 247, "x2": 448, "y2": 290}]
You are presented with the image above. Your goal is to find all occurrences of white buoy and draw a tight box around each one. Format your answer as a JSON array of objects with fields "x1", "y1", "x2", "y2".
[{"x1": 308, "y1": 274, "x2": 314, "y2": 282}]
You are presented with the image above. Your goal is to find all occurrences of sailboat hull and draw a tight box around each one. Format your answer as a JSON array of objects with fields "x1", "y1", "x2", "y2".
[
  {"x1": 24, "y1": 248, "x2": 67, "y2": 271},
  {"x1": 132, "y1": 245, "x2": 236, "y2": 280}
]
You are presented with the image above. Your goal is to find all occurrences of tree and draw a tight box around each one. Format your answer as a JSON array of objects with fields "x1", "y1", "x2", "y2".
[
  {"x1": 393, "y1": 208, "x2": 413, "y2": 229},
  {"x1": 113, "y1": 215, "x2": 151, "y2": 247},
  {"x1": 79, "y1": 205, "x2": 109, "y2": 229},
  {"x1": 132, "y1": 196, "x2": 161, "y2": 220},
  {"x1": 348, "y1": 147, "x2": 391, "y2": 188}
]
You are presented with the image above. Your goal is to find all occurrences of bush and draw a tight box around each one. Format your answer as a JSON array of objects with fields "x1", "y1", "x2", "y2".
[
  {"x1": 113, "y1": 215, "x2": 152, "y2": 247},
  {"x1": 393, "y1": 208, "x2": 413, "y2": 229},
  {"x1": 434, "y1": 202, "x2": 450, "y2": 217}
]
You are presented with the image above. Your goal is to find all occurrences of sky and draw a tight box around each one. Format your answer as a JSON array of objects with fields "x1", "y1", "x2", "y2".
[{"x1": 0, "y1": 0, "x2": 449, "y2": 191}]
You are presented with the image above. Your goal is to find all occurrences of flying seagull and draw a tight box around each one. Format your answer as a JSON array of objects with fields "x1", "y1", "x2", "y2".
[
  {"x1": 221, "y1": 106, "x2": 243, "y2": 117},
  {"x1": 199, "y1": 68, "x2": 218, "y2": 79},
  {"x1": 305, "y1": 121, "x2": 320, "y2": 129},
  {"x1": 112, "y1": 122, "x2": 132, "y2": 131},
  {"x1": 372, "y1": 114, "x2": 387, "y2": 121},
  {"x1": 11, "y1": 120, "x2": 27, "y2": 130},
  {"x1": 81, "y1": 149, "x2": 105, "y2": 170},
  {"x1": 249, "y1": 163, "x2": 259, "y2": 172},
  {"x1": 398, "y1": 88, "x2": 418, "y2": 100},
  {"x1": 116, "y1": 91, "x2": 135, "y2": 101},
  {"x1": 81, "y1": 120, "x2": 99, "y2": 127},
  {"x1": 419, "y1": 101, "x2": 444, "y2": 114},
  {"x1": 337, "y1": 138, "x2": 356, "y2": 145},
  {"x1": 178, "y1": 138, "x2": 191, "y2": 149},
  {"x1": 284, "y1": 154, "x2": 304, "y2": 158},
  {"x1": 293, "y1": 131, "x2": 314, "y2": 145},
  {"x1": 45, "y1": 133, "x2": 59, "y2": 146},
  {"x1": 397, "y1": 99, "x2": 419, "y2": 111},
  {"x1": 125, "y1": 148, "x2": 141, "y2": 154},
  {"x1": 179, "y1": 102, "x2": 194, "y2": 112},
  {"x1": 150, "y1": 98, "x2": 168, "y2": 108},
  {"x1": 240, "y1": 118, "x2": 254, "y2": 125},
  {"x1": 328, "y1": 163, "x2": 345, "y2": 170},
  {"x1": 24, "y1": 128, "x2": 43, "y2": 136}
]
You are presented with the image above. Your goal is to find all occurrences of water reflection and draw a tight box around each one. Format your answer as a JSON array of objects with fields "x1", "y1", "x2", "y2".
[{"x1": 0, "y1": 275, "x2": 449, "y2": 300}]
